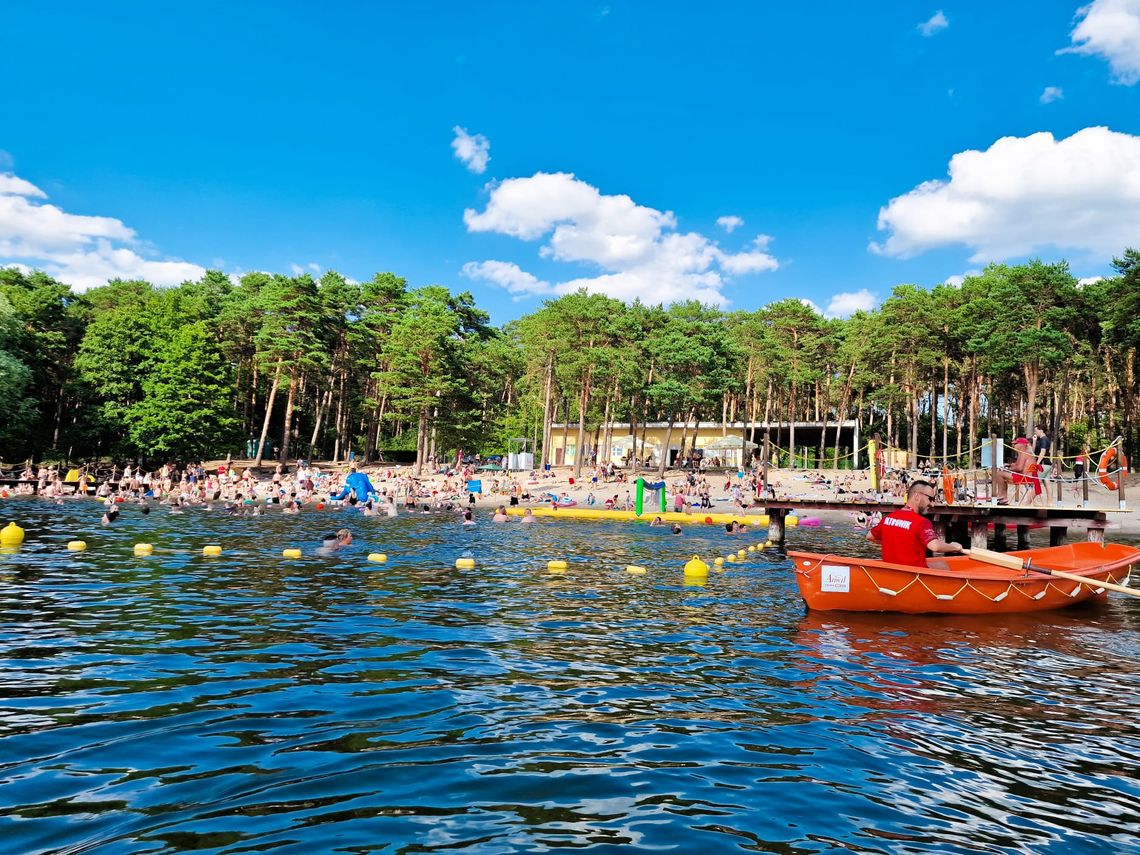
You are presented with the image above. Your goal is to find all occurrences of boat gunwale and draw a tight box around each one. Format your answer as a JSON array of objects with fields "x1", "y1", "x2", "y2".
[{"x1": 788, "y1": 543, "x2": 1140, "y2": 584}]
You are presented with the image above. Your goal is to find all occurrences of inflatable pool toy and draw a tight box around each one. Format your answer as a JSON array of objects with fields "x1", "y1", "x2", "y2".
[{"x1": 506, "y1": 507, "x2": 768, "y2": 526}]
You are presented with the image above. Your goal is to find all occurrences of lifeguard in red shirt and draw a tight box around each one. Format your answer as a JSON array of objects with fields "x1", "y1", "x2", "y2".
[{"x1": 867, "y1": 480, "x2": 964, "y2": 568}]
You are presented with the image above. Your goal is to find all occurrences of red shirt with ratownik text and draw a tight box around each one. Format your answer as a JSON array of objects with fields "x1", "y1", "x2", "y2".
[{"x1": 869, "y1": 507, "x2": 936, "y2": 567}]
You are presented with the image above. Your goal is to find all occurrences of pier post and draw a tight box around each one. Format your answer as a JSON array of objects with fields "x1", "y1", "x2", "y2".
[
  {"x1": 969, "y1": 520, "x2": 988, "y2": 550},
  {"x1": 1016, "y1": 524, "x2": 1030, "y2": 550},
  {"x1": 768, "y1": 509, "x2": 786, "y2": 546},
  {"x1": 989, "y1": 433, "x2": 997, "y2": 503},
  {"x1": 1083, "y1": 447, "x2": 1090, "y2": 508},
  {"x1": 993, "y1": 522, "x2": 1007, "y2": 551},
  {"x1": 1049, "y1": 525, "x2": 1067, "y2": 546},
  {"x1": 1116, "y1": 436, "x2": 1127, "y2": 510},
  {"x1": 762, "y1": 431, "x2": 770, "y2": 499},
  {"x1": 1088, "y1": 525, "x2": 1105, "y2": 543}
]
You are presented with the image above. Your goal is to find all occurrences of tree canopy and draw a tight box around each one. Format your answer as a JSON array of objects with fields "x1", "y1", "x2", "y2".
[{"x1": 1, "y1": 248, "x2": 1137, "y2": 469}]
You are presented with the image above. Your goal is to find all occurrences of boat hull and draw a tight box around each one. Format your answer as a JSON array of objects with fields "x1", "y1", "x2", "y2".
[{"x1": 789, "y1": 543, "x2": 1140, "y2": 615}]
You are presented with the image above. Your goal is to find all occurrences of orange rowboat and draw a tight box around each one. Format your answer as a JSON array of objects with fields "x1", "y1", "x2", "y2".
[{"x1": 789, "y1": 542, "x2": 1140, "y2": 615}]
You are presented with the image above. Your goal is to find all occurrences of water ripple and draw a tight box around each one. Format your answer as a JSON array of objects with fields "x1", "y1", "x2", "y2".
[{"x1": 0, "y1": 498, "x2": 1137, "y2": 853}]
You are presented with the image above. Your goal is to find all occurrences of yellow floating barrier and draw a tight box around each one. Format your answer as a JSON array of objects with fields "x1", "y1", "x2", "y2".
[
  {"x1": 504, "y1": 507, "x2": 769, "y2": 526},
  {"x1": 134, "y1": 543, "x2": 154, "y2": 556},
  {"x1": 713, "y1": 557, "x2": 725, "y2": 566},
  {"x1": 786, "y1": 514, "x2": 799, "y2": 527},
  {"x1": 67, "y1": 540, "x2": 87, "y2": 551},
  {"x1": 737, "y1": 549, "x2": 747, "y2": 558},
  {"x1": 626, "y1": 565, "x2": 647, "y2": 574},
  {"x1": 747, "y1": 545, "x2": 757, "y2": 553},
  {"x1": 683, "y1": 555, "x2": 709, "y2": 577},
  {"x1": 367, "y1": 553, "x2": 388, "y2": 563},
  {"x1": 455, "y1": 557, "x2": 476, "y2": 569},
  {"x1": 202, "y1": 545, "x2": 222, "y2": 557},
  {"x1": 0, "y1": 522, "x2": 25, "y2": 546},
  {"x1": 547, "y1": 559, "x2": 568, "y2": 571},
  {"x1": 725, "y1": 554, "x2": 736, "y2": 563},
  {"x1": 282, "y1": 548, "x2": 302, "y2": 559}
]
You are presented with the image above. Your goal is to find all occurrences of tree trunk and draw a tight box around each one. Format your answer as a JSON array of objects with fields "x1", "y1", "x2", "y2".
[
  {"x1": 279, "y1": 371, "x2": 297, "y2": 465},
  {"x1": 573, "y1": 365, "x2": 593, "y2": 480},
  {"x1": 255, "y1": 359, "x2": 283, "y2": 466},
  {"x1": 657, "y1": 416, "x2": 676, "y2": 477},
  {"x1": 540, "y1": 355, "x2": 554, "y2": 467}
]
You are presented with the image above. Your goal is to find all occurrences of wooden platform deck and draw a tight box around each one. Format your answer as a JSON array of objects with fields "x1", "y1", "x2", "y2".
[{"x1": 760, "y1": 499, "x2": 1123, "y2": 549}]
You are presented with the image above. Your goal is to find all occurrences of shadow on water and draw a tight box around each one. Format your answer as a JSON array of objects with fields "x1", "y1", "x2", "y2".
[{"x1": 0, "y1": 497, "x2": 1138, "y2": 853}]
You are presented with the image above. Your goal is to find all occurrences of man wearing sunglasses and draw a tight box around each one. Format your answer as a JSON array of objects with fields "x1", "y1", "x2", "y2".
[{"x1": 867, "y1": 480, "x2": 964, "y2": 568}]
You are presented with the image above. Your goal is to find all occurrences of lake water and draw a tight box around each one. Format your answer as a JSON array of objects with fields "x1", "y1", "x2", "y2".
[{"x1": 2, "y1": 499, "x2": 1139, "y2": 853}]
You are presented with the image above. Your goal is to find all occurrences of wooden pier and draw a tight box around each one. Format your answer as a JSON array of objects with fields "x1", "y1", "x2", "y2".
[{"x1": 762, "y1": 499, "x2": 1122, "y2": 550}]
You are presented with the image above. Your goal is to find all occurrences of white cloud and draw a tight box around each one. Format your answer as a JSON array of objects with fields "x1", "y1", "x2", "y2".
[
  {"x1": 461, "y1": 260, "x2": 552, "y2": 298},
  {"x1": 451, "y1": 126, "x2": 491, "y2": 174},
  {"x1": 0, "y1": 171, "x2": 205, "y2": 291},
  {"x1": 944, "y1": 269, "x2": 982, "y2": 287},
  {"x1": 462, "y1": 172, "x2": 777, "y2": 305},
  {"x1": 825, "y1": 289, "x2": 876, "y2": 318},
  {"x1": 288, "y1": 262, "x2": 322, "y2": 276},
  {"x1": 870, "y1": 127, "x2": 1140, "y2": 262},
  {"x1": 1040, "y1": 86, "x2": 1064, "y2": 103},
  {"x1": 1078, "y1": 275, "x2": 1105, "y2": 286},
  {"x1": 799, "y1": 298, "x2": 823, "y2": 315},
  {"x1": 717, "y1": 215, "x2": 744, "y2": 233},
  {"x1": 918, "y1": 10, "x2": 949, "y2": 36},
  {"x1": 1062, "y1": 0, "x2": 1140, "y2": 84}
]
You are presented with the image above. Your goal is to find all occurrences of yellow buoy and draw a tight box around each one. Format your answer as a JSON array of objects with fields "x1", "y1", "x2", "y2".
[
  {"x1": 747, "y1": 544, "x2": 757, "y2": 553},
  {"x1": 547, "y1": 559, "x2": 568, "y2": 571},
  {"x1": 765, "y1": 540, "x2": 774, "y2": 548},
  {"x1": 625, "y1": 564, "x2": 647, "y2": 574},
  {"x1": 737, "y1": 549, "x2": 747, "y2": 558},
  {"x1": 455, "y1": 557, "x2": 476, "y2": 569},
  {"x1": 67, "y1": 540, "x2": 87, "y2": 551},
  {"x1": 134, "y1": 543, "x2": 154, "y2": 556},
  {"x1": 726, "y1": 554, "x2": 736, "y2": 563},
  {"x1": 367, "y1": 553, "x2": 388, "y2": 563},
  {"x1": 683, "y1": 555, "x2": 709, "y2": 577},
  {"x1": 202, "y1": 545, "x2": 222, "y2": 557},
  {"x1": 282, "y1": 548, "x2": 302, "y2": 558},
  {"x1": 0, "y1": 522, "x2": 25, "y2": 546},
  {"x1": 786, "y1": 514, "x2": 799, "y2": 527}
]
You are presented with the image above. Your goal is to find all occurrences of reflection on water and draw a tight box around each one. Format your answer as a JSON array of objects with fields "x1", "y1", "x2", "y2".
[{"x1": 1, "y1": 499, "x2": 1138, "y2": 852}]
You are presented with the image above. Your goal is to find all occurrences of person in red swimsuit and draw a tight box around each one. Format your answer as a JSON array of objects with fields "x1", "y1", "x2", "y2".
[{"x1": 867, "y1": 480, "x2": 964, "y2": 568}]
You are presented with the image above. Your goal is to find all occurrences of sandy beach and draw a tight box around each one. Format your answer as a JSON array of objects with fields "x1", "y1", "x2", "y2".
[{"x1": 329, "y1": 462, "x2": 1140, "y2": 537}]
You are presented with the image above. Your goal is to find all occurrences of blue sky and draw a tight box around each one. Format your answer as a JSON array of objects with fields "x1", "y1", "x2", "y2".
[{"x1": 2, "y1": 2, "x2": 1139, "y2": 323}]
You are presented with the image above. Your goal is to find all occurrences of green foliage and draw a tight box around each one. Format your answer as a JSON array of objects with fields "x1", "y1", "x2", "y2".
[
  {"x1": 128, "y1": 321, "x2": 241, "y2": 459},
  {"x1": 3, "y1": 249, "x2": 1139, "y2": 466}
]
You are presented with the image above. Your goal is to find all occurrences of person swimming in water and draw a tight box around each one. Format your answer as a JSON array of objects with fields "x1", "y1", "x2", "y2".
[{"x1": 319, "y1": 528, "x2": 353, "y2": 551}]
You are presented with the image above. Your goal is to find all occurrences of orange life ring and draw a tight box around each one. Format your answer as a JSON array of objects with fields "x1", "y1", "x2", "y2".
[
  {"x1": 942, "y1": 468, "x2": 954, "y2": 505},
  {"x1": 1098, "y1": 446, "x2": 1129, "y2": 491}
]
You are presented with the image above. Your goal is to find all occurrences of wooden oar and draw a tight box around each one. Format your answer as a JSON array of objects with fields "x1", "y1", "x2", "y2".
[{"x1": 964, "y1": 548, "x2": 1140, "y2": 598}]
